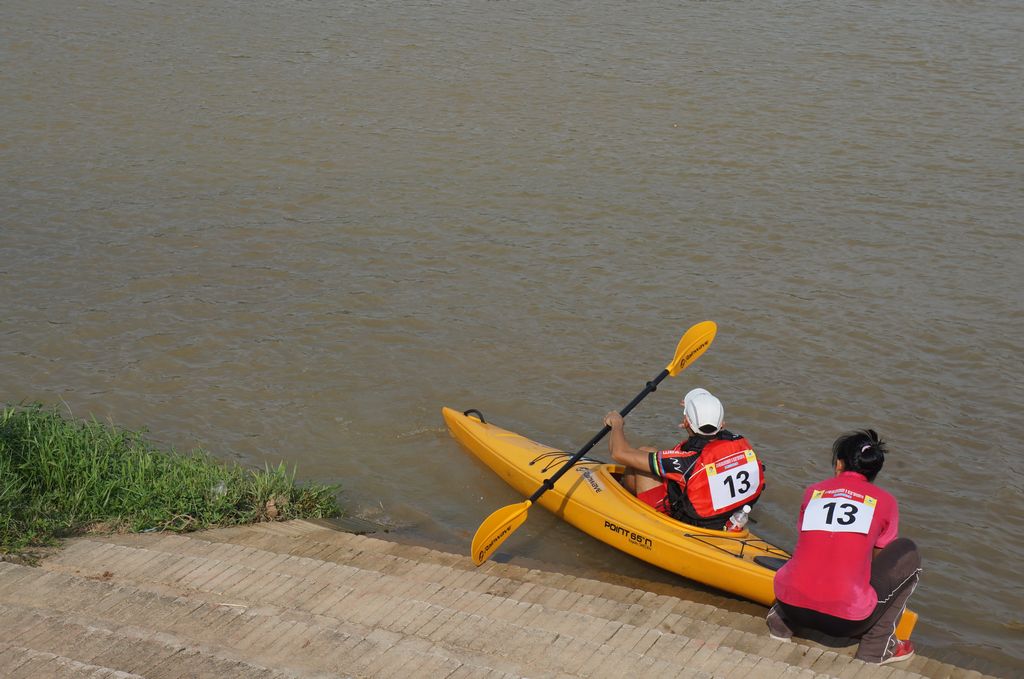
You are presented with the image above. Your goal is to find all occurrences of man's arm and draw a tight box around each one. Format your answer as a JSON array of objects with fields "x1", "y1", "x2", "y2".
[{"x1": 604, "y1": 412, "x2": 655, "y2": 472}]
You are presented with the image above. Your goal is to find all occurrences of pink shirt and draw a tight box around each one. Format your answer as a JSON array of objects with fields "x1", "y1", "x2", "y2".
[{"x1": 773, "y1": 471, "x2": 899, "y2": 620}]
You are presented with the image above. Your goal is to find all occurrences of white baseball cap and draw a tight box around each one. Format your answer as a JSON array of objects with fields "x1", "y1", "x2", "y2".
[{"x1": 684, "y1": 388, "x2": 724, "y2": 435}]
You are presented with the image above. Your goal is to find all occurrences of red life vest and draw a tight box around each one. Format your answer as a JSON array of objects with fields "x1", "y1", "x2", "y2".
[{"x1": 658, "y1": 431, "x2": 765, "y2": 521}]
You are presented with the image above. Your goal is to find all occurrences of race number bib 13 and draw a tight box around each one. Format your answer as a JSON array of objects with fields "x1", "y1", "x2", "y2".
[
  {"x1": 705, "y1": 449, "x2": 760, "y2": 511},
  {"x1": 801, "y1": 488, "x2": 877, "y2": 534}
]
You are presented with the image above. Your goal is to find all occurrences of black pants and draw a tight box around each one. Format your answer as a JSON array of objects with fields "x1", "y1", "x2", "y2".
[{"x1": 776, "y1": 538, "x2": 921, "y2": 663}]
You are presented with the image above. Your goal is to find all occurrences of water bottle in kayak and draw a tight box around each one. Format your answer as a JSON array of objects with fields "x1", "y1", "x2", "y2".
[{"x1": 725, "y1": 505, "x2": 751, "y2": 532}]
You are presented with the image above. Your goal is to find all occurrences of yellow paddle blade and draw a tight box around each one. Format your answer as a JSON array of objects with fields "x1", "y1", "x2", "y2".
[
  {"x1": 471, "y1": 500, "x2": 532, "y2": 566},
  {"x1": 666, "y1": 320, "x2": 717, "y2": 376}
]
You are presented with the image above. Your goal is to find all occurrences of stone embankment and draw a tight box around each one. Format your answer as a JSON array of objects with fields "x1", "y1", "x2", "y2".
[{"x1": 0, "y1": 519, "x2": 1001, "y2": 678}]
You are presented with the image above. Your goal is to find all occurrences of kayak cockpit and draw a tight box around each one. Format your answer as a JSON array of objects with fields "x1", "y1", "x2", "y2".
[{"x1": 525, "y1": 447, "x2": 793, "y2": 567}]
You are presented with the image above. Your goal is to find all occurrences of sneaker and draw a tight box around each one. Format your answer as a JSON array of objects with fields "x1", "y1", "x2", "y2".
[
  {"x1": 880, "y1": 639, "x2": 915, "y2": 665},
  {"x1": 766, "y1": 604, "x2": 793, "y2": 642}
]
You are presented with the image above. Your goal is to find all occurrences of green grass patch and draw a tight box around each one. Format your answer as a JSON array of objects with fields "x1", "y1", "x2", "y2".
[{"x1": 1, "y1": 403, "x2": 341, "y2": 555}]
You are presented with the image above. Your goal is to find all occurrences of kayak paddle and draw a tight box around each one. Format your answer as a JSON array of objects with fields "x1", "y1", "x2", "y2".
[{"x1": 470, "y1": 320, "x2": 717, "y2": 565}]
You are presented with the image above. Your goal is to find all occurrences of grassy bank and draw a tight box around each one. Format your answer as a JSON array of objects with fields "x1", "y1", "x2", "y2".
[{"x1": 1, "y1": 404, "x2": 341, "y2": 555}]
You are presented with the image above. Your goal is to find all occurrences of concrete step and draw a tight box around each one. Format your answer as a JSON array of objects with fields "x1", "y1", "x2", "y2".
[
  {"x1": 72, "y1": 532, "x2": 760, "y2": 636},
  {"x1": 90, "y1": 521, "x2": 776, "y2": 637},
  {"x1": 0, "y1": 560, "x2": 511, "y2": 679},
  {"x1": 0, "y1": 641, "x2": 146, "y2": 679},
  {"x1": 40, "y1": 540, "x2": 784, "y2": 677},
  {"x1": 0, "y1": 521, "x2": 998, "y2": 679},
  {"x1": 144, "y1": 519, "x2": 755, "y2": 607},
  {"x1": 0, "y1": 600, "x2": 294, "y2": 678}
]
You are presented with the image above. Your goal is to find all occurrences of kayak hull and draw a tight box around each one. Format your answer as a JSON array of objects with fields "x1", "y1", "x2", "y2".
[{"x1": 443, "y1": 406, "x2": 788, "y2": 606}]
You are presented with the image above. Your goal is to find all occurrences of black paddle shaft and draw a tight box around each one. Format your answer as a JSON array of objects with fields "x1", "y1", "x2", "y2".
[{"x1": 527, "y1": 368, "x2": 670, "y2": 504}]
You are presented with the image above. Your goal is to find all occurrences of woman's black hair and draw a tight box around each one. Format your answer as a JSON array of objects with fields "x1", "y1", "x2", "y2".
[{"x1": 832, "y1": 429, "x2": 886, "y2": 481}]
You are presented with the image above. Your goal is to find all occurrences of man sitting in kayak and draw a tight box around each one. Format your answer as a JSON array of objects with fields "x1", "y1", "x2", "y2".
[{"x1": 604, "y1": 387, "x2": 765, "y2": 530}]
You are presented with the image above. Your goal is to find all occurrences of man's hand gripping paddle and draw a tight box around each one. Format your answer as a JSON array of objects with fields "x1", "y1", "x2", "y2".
[{"x1": 470, "y1": 320, "x2": 718, "y2": 565}]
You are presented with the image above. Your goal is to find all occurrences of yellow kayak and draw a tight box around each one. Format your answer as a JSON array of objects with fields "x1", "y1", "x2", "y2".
[
  {"x1": 443, "y1": 406, "x2": 789, "y2": 605},
  {"x1": 443, "y1": 406, "x2": 918, "y2": 639}
]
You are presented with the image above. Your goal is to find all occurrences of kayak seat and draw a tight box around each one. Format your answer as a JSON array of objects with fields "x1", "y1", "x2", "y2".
[{"x1": 754, "y1": 556, "x2": 789, "y2": 571}]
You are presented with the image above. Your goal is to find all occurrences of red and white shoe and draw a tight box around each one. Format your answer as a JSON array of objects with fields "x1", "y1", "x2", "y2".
[{"x1": 880, "y1": 639, "x2": 915, "y2": 665}]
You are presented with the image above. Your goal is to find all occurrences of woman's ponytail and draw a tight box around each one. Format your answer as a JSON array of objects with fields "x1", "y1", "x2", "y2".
[{"x1": 832, "y1": 429, "x2": 887, "y2": 481}]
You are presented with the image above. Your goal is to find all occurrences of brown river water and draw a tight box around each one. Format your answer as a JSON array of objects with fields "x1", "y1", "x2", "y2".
[{"x1": 2, "y1": 0, "x2": 1022, "y2": 674}]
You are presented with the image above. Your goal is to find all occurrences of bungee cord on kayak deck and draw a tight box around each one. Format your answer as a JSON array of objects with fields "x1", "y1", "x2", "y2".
[
  {"x1": 529, "y1": 451, "x2": 603, "y2": 473},
  {"x1": 682, "y1": 531, "x2": 791, "y2": 561}
]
